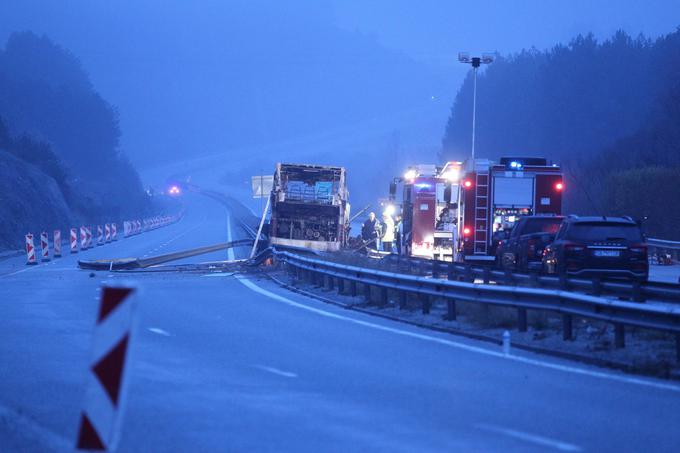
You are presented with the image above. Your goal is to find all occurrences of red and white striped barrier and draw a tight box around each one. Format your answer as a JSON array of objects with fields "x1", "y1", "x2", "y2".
[
  {"x1": 87, "y1": 227, "x2": 93, "y2": 249},
  {"x1": 80, "y1": 226, "x2": 88, "y2": 250},
  {"x1": 40, "y1": 231, "x2": 50, "y2": 262},
  {"x1": 76, "y1": 285, "x2": 136, "y2": 451},
  {"x1": 111, "y1": 223, "x2": 118, "y2": 241},
  {"x1": 26, "y1": 233, "x2": 37, "y2": 265},
  {"x1": 97, "y1": 225, "x2": 104, "y2": 246},
  {"x1": 105, "y1": 224, "x2": 111, "y2": 243},
  {"x1": 54, "y1": 230, "x2": 62, "y2": 257},
  {"x1": 71, "y1": 228, "x2": 79, "y2": 253}
]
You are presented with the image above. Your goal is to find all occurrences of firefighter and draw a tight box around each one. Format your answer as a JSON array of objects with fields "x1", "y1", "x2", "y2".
[
  {"x1": 361, "y1": 212, "x2": 380, "y2": 250},
  {"x1": 394, "y1": 214, "x2": 403, "y2": 255},
  {"x1": 381, "y1": 212, "x2": 395, "y2": 253}
]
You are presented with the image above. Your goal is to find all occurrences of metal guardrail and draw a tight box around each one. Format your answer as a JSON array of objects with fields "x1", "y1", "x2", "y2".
[
  {"x1": 648, "y1": 238, "x2": 680, "y2": 249},
  {"x1": 381, "y1": 254, "x2": 680, "y2": 303},
  {"x1": 274, "y1": 249, "x2": 680, "y2": 361}
]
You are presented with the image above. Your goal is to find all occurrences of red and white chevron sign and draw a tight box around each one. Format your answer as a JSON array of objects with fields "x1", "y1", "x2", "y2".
[
  {"x1": 54, "y1": 230, "x2": 62, "y2": 257},
  {"x1": 76, "y1": 285, "x2": 137, "y2": 451},
  {"x1": 71, "y1": 228, "x2": 79, "y2": 253},
  {"x1": 111, "y1": 223, "x2": 118, "y2": 241},
  {"x1": 40, "y1": 231, "x2": 50, "y2": 262},
  {"x1": 105, "y1": 224, "x2": 111, "y2": 242},
  {"x1": 80, "y1": 226, "x2": 88, "y2": 250},
  {"x1": 25, "y1": 233, "x2": 37, "y2": 265},
  {"x1": 97, "y1": 225, "x2": 104, "y2": 246}
]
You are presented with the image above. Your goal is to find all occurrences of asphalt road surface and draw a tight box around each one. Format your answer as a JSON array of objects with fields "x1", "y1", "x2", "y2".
[{"x1": 1, "y1": 192, "x2": 680, "y2": 452}]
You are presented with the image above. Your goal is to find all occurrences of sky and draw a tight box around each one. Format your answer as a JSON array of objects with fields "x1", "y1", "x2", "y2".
[{"x1": 0, "y1": 0, "x2": 678, "y2": 177}]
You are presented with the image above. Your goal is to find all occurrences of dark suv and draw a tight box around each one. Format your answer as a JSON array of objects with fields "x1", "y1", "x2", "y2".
[
  {"x1": 542, "y1": 216, "x2": 648, "y2": 281},
  {"x1": 496, "y1": 215, "x2": 565, "y2": 272}
]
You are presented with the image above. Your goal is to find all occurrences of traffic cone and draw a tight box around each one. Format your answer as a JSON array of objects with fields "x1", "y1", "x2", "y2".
[
  {"x1": 25, "y1": 233, "x2": 37, "y2": 265},
  {"x1": 40, "y1": 231, "x2": 50, "y2": 262},
  {"x1": 53, "y1": 230, "x2": 62, "y2": 257},
  {"x1": 71, "y1": 228, "x2": 78, "y2": 253}
]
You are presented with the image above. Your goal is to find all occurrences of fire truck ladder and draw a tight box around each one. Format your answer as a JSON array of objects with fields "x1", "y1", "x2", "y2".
[{"x1": 474, "y1": 172, "x2": 489, "y2": 254}]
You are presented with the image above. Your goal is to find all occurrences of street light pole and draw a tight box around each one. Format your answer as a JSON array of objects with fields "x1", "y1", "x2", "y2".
[{"x1": 458, "y1": 53, "x2": 495, "y2": 164}]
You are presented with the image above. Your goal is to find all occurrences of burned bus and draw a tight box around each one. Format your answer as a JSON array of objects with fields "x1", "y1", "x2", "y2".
[{"x1": 269, "y1": 163, "x2": 350, "y2": 252}]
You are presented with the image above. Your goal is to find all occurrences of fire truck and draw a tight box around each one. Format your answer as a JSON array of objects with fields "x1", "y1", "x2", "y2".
[
  {"x1": 457, "y1": 157, "x2": 563, "y2": 263},
  {"x1": 390, "y1": 162, "x2": 462, "y2": 260}
]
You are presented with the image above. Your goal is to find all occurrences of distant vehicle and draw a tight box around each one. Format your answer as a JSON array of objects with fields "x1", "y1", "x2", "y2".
[
  {"x1": 496, "y1": 215, "x2": 565, "y2": 271},
  {"x1": 269, "y1": 163, "x2": 350, "y2": 252},
  {"x1": 542, "y1": 216, "x2": 648, "y2": 281},
  {"x1": 458, "y1": 157, "x2": 564, "y2": 264}
]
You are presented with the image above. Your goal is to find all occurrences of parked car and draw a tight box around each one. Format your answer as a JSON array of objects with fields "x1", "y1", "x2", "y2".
[
  {"x1": 495, "y1": 215, "x2": 565, "y2": 271},
  {"x1": 542, "y1": 216, "x2": 648, "y2": 281}
]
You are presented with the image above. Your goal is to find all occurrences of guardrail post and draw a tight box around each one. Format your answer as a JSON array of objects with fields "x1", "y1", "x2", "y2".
[
  {"x1": 562, "y1": 314, "x2": 573, "y2": 341},
  {"x1": 559, "y1": 274, "x2": 568, "y2": 290},
  {"x1": 483, "y1": 267, "x2": 491, "y2": 284},
  {"x1": 465, "y1": 264, "x2": 473, "y2": 282},
  {"x1": 337, "y1": 278, "x2": 345, "y2": 294},
  {"x1": 447, "y1": 263, "x2": 455, "y2": 281},
  {"x1": 446, "y1": 299, "x2": 457, "y2": 321},
  {"x1": 504, "y1": 269, "x2": 514, "y2": 286},
  {"x1": 631, "y1": 280, "x2": 644, "y2": 303},
  {"x1": 528, "y1": 271, "x2": 539, "y2": 287},
  {"x1": 517, "y1": 309, "x2": 527, "y2": 332},
  {"x1": 676, "y1": 334, "x2": 680, "y2": 363},
  {"x1": 399, "y1": 291, "x2": 407, "y2": 310},
  {"x1": 379, "y1": 286, "x2": 388, "y2": 306},
  {"x1": 614, "y1": 324, "x2": 625, "y2": 348},
  {"x1": 421, "y1": 293, "x2": 431, "y2": 315},
  {"x1": 432, "y1": 261, "x2": 440, "y2": 279},
  {"x1": 364, "y1": 283, "x2": 372, "y2": 303},
  {"x1": 328, "y1": 275, "x2": 335, "y2": 291},
  {"x1": 592, "y1": 277, "x2": 602, "y2": 296}
]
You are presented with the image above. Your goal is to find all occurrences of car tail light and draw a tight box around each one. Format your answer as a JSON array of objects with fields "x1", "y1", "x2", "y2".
[
  {"x1": 463, "y1": 227, "x2": 471, "y2": 236},
  {"x1": 463, "y1": 180, "x2": 473, "y2": 188},
  {"x1": 555, "y1": 182, "x2": 564, "y2": 191}
]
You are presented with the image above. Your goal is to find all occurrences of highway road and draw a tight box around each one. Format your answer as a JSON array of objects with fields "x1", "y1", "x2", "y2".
[{"x1": 1, "y1": 192, "x2": 680, "y2": 452}]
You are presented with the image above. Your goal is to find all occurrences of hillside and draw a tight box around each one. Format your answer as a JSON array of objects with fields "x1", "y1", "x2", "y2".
[{"x1": 0, "y1": 32, "x2": 148, "y2": 249}]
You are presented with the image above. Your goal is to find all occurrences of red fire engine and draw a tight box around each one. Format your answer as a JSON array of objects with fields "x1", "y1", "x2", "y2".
[
  {"x1": 390, "y1": 162, "x2": 462, "y2": 260},
  {"x1": 458, "y1": 157, "x2": 563, "y2": 262}
]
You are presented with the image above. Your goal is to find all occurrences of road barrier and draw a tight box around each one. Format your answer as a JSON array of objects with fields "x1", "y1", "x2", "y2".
[
  {"x1": 20, "y1": 212, "x2": 183, "y2": 265},
  {"x1": 274, "y1": 249, "x2": 680, "y2": 361},
  {"x1": 80, "y1": 226, "x2": 88, "y2": 250},
  {"x1": 54, "y1": 230, "x2": 62, "y2": 257},
  {"x1": 25, "y1": 233, "x2": 37, "y2": 265},
  {"x1": 71, "y1": 228, "x2": 78, "y2": 253},
  {"x1": 76, "y1": 285, "x2": 136, "y2": 451},
  {"x1": 382, "y1": 254, "x2": 680, "y2": 304},
  {"x1": 40, "y1": 232, "x2": 50, "y2": 262}
]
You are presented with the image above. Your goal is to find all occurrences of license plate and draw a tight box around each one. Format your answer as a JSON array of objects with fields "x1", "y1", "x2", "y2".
[{"x1": 593, "y1": 250, "x2": 620, "y2": 257}]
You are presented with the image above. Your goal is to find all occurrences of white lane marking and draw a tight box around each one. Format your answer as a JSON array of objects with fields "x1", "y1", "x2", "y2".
[
  {"x1": 148, "y1": 327, "x2": 171, "y2": 336},
  {"x1": 226, "y1": 212, "x2": 235, "y2": 260},
  {"x1": 253, "y1": 365, "x2": 298, "y2": 378},
  {"x1": 202, "y1": 272, "x2": 235, "y2": 278},
  {"x1": 236, "y1": 277, "x2": 680, "y2": 393},
  {"x1": 1, "y1": 264, "x2": 43, "y2": 278},
  {"x1": 474, "y1": 423, "x2": 581, "y2": 452}
]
